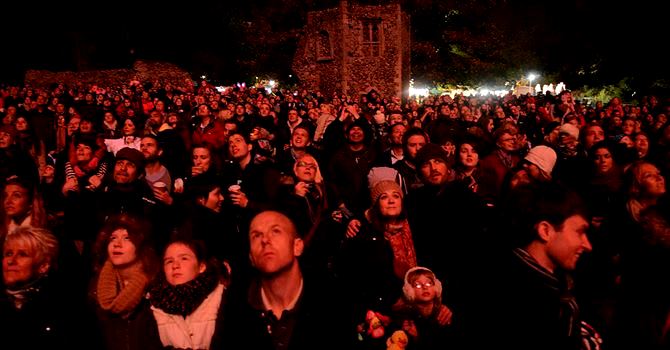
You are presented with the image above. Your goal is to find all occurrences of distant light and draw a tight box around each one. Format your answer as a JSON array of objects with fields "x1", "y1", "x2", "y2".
[
  {"x1": 480, "y1": 89, "x2": 490, "y2": 96},
  {"x1": 201, "y1": 75, "x2": 207, "y2": 80},
  {"x1": 288, "y1": 74, "x2": 293, "y2": 78},
  {"x1": 268, "y1": 80, "x2": 276, "y2": 87},
  {"x1": 528, "y1": 73, "x2": 538, "y2": 83},
  {"x1": 555, "y1": 82, "x2": 566, "y2": 94},
  {"x1": 409, "y1": 86, "x2": 429, "y2": 97},
  {"x1": 215, "y1": 86, "x2": 226, "y2": 92}
]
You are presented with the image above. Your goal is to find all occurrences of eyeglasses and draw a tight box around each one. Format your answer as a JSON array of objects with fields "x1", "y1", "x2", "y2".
[
  {"x1": 297, "y1": 161, "x2": 317, "y2": 169},
  {"x1": 413, "y1": 281, "x2": 434, "y2": 289}
]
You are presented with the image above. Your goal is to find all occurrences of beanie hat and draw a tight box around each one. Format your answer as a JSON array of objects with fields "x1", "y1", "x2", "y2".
[
  {"x1": 559, "y1": 123, "x2": 580, "y2": 140},
  {"x1": 415, "y1": 143, "x2": 448, "y2": 167},
  {"x1": 370, "y1": 180, "x2": 403, "y2": 203},
  {"x1": 368, "y1": 166, "x2": 401, "y2": 189},
  {"x1": 116, "y1": 147, "x2": 145, "y2": 169},
  {"x1": 544, "y1": 121, "x2": 561, "y2": 136},
  {"x1": 524, "y1": 145, "x2": 557, "y2": 176}
]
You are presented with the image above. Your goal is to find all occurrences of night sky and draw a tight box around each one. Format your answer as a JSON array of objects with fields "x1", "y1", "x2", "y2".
[{"x1": 2, "y1": 0, "x2": 667, "y2": 93}]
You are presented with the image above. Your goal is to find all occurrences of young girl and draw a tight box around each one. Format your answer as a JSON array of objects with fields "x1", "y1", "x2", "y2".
[
  {"x1": 148, "y1": 238, "x2": 227, "y2": 349},
  {"x1": 391, "y1": 267, "x2": 454, "y2": 349}
]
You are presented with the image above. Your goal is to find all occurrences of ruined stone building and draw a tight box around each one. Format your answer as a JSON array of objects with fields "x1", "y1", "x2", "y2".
[{"x1": 292, "y1": 0, "x2": 410, "y2": 99}]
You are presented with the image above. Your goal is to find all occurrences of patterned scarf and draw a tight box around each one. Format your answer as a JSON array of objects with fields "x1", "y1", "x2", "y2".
[
  {"x1": 148, "y1": 267, "x2": 219, "y2": 317},
  {"x1": 384, "y1": 220, "x2": 418, "y2": 279},
  {"x1": 97, "y1": 260, "x2": 149, "y2": 318}
]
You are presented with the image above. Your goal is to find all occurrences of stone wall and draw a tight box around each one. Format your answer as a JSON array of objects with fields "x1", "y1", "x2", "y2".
[
  {"x1": 293, "y1": 1, "x2": 410, "y2": 99},
  {"x1": 24, "y1": 60, "x2": 192, "y2": 88}
]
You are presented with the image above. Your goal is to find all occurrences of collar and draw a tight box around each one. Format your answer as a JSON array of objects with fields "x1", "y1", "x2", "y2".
[{"x1": 260, "y1": 277, "x2": 304, "y2": 313}]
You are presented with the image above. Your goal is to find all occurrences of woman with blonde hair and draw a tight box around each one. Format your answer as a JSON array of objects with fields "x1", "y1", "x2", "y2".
[{"x1": 0, "y1": 227, "x2": 98, "y2": 348}]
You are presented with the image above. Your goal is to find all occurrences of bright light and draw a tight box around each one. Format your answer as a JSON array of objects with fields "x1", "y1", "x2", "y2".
[
  {"x1": 409, "y1": 86, "x2": 429, "y2": 97},
  {"x1": 215, "y1": 86, "x2": 226, "y2": 92},
  {"x1": 528, "y1": 73, "x2": 538, "y2": 82},
  {"x1": 480, "y1": 89, "x2": 490, "y2": 96},
  {"x1": 268, "y1": 80, "x2": 276, "y2": 87},
  {"x1": 200, "y1": 75, "x2": 207, "y2": 80},
  {"x1": 555, "y1": 82, "x2": 566, "y2": 95}
]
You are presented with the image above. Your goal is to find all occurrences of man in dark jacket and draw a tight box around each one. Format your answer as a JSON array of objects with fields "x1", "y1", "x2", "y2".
[{"x1": 222, "y1": 211, "x2": 350, "y2": 350}]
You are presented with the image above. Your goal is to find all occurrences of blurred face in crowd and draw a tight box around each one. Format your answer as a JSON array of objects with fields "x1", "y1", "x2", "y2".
[
  {"x1": 420, "y1": 158, "x2": 449, "y2": 186},
  {"x1": 622, "y1": 119, "x2": 635, "y2": 135},
  {"x1": 141, "y1": 137, "x2": 162, "y2": 161},
  {"x1": 149, "y1": 111, "x2": 163, "y2": 128},
  {"x1": 637, "y1": 163, "x2": 666, "y2": 198},
  {"x1": 200, "y1": 187, "x2": 225, "y2": 213},
  {"x1": 163, "y1": 243, "x2": 206, "y2": 286},
  {"x1": 378, "y1": 189, "x2": 403, "y2": 219},
  {"x1": 228, "y1": 134, "x2": 251, "y2": 161},
  {"x1": 291, "y1": 128, "x2": 310, "y2": 149},
  {"x1": 406, "y1": 135, "x2": 426, "y2": 160},
  {"x1": 0, "y1": 132, "x2": 12, "y2": 148},
  {"x1": 107, "y1": 229, "x2": 137, "y2": 267},
  {"x1": 498, "y1": 132, "x2": 517, "y2": 152},
  {"x1": 114, "y1": 160, "x2": 139, "y2": 184},
  {"x1": 287, "y1": 109, "x2": 299, "y2": 124},
  {"x1": 75, "y1": 143, "x2": 93, "y2": 164},
  {"x1": 459, "y1": 143, "x2": 479, "y2": 169},
  {"x1": 583, "y1": 125, "x2": 605, "y2": 150},
  {"x1": 103, "y1": 112, "x2": 115, "y2": 124},
  {"x1": 3, "y1": 184, "x2": 30, "y2": 219},
  {"x1": 294, "y1": 156, "x2": 318, "y2": 183},
  {"x1": 3, "y1": 238, "x2": 48, "y2": 288},
  {"x1": 594, "y1": 147, "x2": 614, "y2": 174},
  {"x1": 15, "y1": 117, "x2": 28, "y2": 131},
  {"x1": 259, "y1": 103, "x2": 272, "y2": 117},
  {"x1": 79, "y1": 119, "x2": 93, "y2": 133},
  {"x1": 347, "y1": 126, "x2": 365, "y2": 144},
  {"x1": 122, "y1": 119, "x2": 137, "y2": 136},
  {"x1": 389, "y1": 124, "x2": 406, "y2": 147},
  {"x1": 192, "y1": 147, "x2": 212, "y2": 172},
  {"x1": 635, "y1": 134, "x2": 649, "y2": 158},
  {"x1": 67, "y1": 117, "x2": 81, "y2": 135}
]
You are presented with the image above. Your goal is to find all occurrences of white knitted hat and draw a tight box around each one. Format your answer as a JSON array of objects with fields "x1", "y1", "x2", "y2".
[{"x1": 524, "y1": 145, "x2": 557, "y2": 176}]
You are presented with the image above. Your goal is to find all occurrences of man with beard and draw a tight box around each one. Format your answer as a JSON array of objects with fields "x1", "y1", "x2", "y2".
[
  {"x1": 145, "y1": 109, "x2": 188, "y2": 187},
  {"x1": 98, "y1": 147, "x2": 170, "y2": 249},
  {"x1": 327, "y1": 118, "x2": 377, "y2": 217},
  {"x1": 140, "y1": 135, "x2": 173, "y2": 205},
  {"x1": 393, "y1": 127, "x2": 428, "y2": 192},
  {"x1": 405, "y1": 143, "x2": 488, "y2": 319}
]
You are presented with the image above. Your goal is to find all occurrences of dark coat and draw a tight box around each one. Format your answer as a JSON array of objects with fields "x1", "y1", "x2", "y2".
[
  {"x1": 0, "y1": 276, "x2": 101, "y2": 349},
  {"x1": 221, "y1": 276, "x2": 353, "y2": 350}
]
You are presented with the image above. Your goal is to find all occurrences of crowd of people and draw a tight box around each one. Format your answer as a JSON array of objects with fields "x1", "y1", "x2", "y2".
[{"x1": 0, "y1": 78, "x2": 669, "y2": 349}]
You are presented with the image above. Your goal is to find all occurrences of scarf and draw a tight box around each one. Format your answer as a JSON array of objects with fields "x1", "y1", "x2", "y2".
[
  {"x1": 97, "y1": 260, "x2": 149, "y2": 318},
  {"x1": 384, "y1": 220, "x2": 418, "y2": 279},
  {"x1": 148, "y1": 267, "x2": 219, "y2": 317}
]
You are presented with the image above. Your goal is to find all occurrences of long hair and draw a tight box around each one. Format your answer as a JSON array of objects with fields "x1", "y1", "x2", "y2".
[
  {"x1": 93, "y1": 214, "x2": 158, "y2": 276},
  {"x1": 1, "y1": 176, "x2": 47, "y2": 237}
]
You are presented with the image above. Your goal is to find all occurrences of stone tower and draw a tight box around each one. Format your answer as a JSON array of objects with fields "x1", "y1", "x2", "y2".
[{"x1": 292, "y1": 0, "x2": 410, "y2": 99}]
